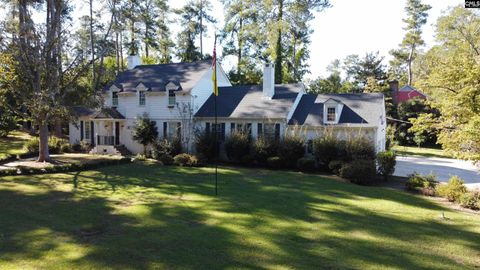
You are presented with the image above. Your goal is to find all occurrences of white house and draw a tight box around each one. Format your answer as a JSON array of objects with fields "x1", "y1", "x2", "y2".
[{"x1": 69, "y1": 56, "x2": 386, "y2": 155}]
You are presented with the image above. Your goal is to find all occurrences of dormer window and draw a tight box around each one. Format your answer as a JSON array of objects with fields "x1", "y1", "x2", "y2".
[
  {"x1": 327, "y1": 107, "x2": 336, "y2": 122},
  {"x1": 112, "y1": 91, "x2": 118, "y2": 106},
  {"x1": 139, "y1": 91, "x2": 146, "y2": 106},
  {"x1": 168, "y1": 90, "x2": 176, "y2": 108}
]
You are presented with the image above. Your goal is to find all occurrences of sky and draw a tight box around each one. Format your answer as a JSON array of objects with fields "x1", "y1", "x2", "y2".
[{"x1": 8, "y1": 0, "x2": 464, "y2": 79}]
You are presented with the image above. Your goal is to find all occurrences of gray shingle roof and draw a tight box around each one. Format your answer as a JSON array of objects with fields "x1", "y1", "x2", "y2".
[
  {"x1": 105, "y1": 61, "x2": 212, "y2": 93},
  {"x1": 91, "y1": 108, "x2": 125, "y2": 119},
  {"x1": 72, "y1": 106, "x2": 95, "y2": 117},
  {"x1": 195, "y1": 84, "x2": 303, "y2": 119},
  {"x1": 288, "y1": 93, "x2": 384, "y2": 126}
]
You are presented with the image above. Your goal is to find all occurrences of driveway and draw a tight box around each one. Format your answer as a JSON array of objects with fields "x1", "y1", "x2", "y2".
[{"x1": 394, "y1": 156, "x2": 480, "y2": 189}]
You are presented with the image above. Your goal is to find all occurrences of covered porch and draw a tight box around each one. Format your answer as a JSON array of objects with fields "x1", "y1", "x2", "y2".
[{"x1": 90, "y1": 108, "x2": 126, "y2": 155}]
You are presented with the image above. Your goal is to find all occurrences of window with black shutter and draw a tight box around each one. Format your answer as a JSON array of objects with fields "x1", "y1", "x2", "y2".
[
  {"x1": 206, "y1": 122, "x2": 211, "y2": 134},
  {"x1": 220, "y1": 123, "x2": 225, "y2": 140},
  {"x1": 176, "y1": 122, "x2": 181, "y2": 138},
  {"x1": 230, "y1": 123, "x2": 235, "y2": 134},
  {"x1": 274, "y1": 123, "x2": 280, "y2": 141},
  {"x1": 163, "y1": 122, "x2": 167, "y2": 138},
  {"x1": 246, "y1": 123, "x2": 252, "y2": 136},
  {"x1": 80, "y1": 121, "x2": 84, "y2": 140},
  {"x1": 90, "y1": 121, "x2": 95, "y2": 145},
  {"x1": 257, "y1": 123, "x2": 263, "y2": 138}
]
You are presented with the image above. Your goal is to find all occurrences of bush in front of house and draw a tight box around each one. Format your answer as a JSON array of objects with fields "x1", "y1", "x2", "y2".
[
  {"x1": 297, "y1": 157, "x2": 315, "y2": 172},
  {"x1": 339, "y1": 159, "x2": 376, "y2": 185},
  {"x1": 376, "y1": 150, "x2": 396, "y2": 181},
  {"x1": 277, "y1": 134, "x2": 305, "y2": 167},
  {"x1": 312, "y1": 134, "x2": 341, "y2": 168},
  {"x1": 224, "y1": 131, "x2": 251, "y2": 163},
  {"x1": 252, "y1": 137, "x2": 276, "y2": 165},
  {"x1": 152, "y1": 139, "x2": 175, "y2": 165},
  {"x1": 171, "y1": 136, "x2": 183, "y2": 156},
  {"x1": 173, "y1": 153, "x2": 202, "y2": 167},
  {"x1": 345, "y1": 136, "x2": 376, "y2": 161},
  {"x1": 195, "y1": 131, "x2": 218, "y2": 162},
  {"x1": 459, "y1": 190, "x2": 480, "y2": 210},
  {"x1": 23, "y1": 136, "x2": 70, "y2": 155},
  {"x1": 328, "y1": 160, "x2": 344, "y2": 175},
  {"x1": 405, "y1": 172, "x2": 438, "y2": 192},
  {"x1": 132, "y1": 113, "x2": 159, "y2": 155},
  {"x1": 267, "y1": 156, "x2": 283, "y2": 169},
  {"x1": 436, "y1": 176, "x2": 467, "y2": 202}
]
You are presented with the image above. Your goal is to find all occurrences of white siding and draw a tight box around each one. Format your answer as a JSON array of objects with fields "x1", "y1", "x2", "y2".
[{"x1": 191, "y1": 63, "x2": 232, "y2": 114}]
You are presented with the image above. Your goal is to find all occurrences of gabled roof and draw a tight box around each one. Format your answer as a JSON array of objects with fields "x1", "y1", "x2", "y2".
[
  {"x1": 288, "y1": 93, "x2": 384, "y2": 126},
  {"x1": 195, "y1": 84, "x2": 303, "y2": 119},
  {"x1": 105, "y1": 61, "x2": 212, "y2": 93},
  {"x1": 72, "y1": 106, "x2": 95, "y2": 117},
  {"x1": 399, "y1": 85, "x2": 417, "y2": 92},
  {"x1": 91, "y1": 108, "x2": 125, "y2": 119}
]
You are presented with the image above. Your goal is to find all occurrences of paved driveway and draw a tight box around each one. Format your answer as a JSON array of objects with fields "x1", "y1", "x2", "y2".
[{"x1": 394, "y1": 156, "x2": 480, "y2": 189}]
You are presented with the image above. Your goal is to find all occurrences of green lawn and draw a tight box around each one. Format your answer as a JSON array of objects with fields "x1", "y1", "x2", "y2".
[
  {"x1": 0, "y1": 131, "x2": 32, "y2": 159},
  {"x1": 393, "y1": 145, "x2": 452, "y2": 159},
  {"x1": 1, "y1": 163, "x2": 479, "y2": 269}
]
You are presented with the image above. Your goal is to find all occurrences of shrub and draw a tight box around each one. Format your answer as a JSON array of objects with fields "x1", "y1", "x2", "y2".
[
  {"x1": 240, "y1": 154, "x2": 254, "y2": 166},
  {"x1": 312, "y1": 134, "x2": 340, "y2": 166},
  {"x1": 188, "y1": 155, "x2": 201, "y2": 167},
  {"x1": 171, "y1": 136, "x2": 183, "y2": 156},
  {"x1": 252, "y1": 137, "x2": 276, "y2": 165},
  {"x1": 195, "y1": 131, "x2": 218, "y2": 162},
  {"x1": 23, "y1": 136, "x2": 69, "y2": 154},
  {"x1": 224, "y1": 131, "x2": 251, "y2": 163},
  {"x1": 459, "y1": 191, "x2": 480, "y2": 210},
  {"x1": 345, "y1": 137, "x2": 376, "y2": 161},
  {"x1": 278, "y1": 135, "x2": 305, "y2": 167},
  {"x1": 173, "y1": 153, "x2": 192, "y2": 166},
  {"x1": 436, "y1": 176, "x2": 467, "y2": 202},
  {"x1": 376, "y1": 150, "x2": 396, "y2": 181},
  {"x1": 297, "y1": 157, "x2": 315, "y2": 172},
  {"x1": 405, "y1": 172, "x2": 438, "y2": 191},
  {"x1": 0, "y1": 111, "x2": 17, "y2": 137},
  {"x1": 339, "y1": 159, "x2": 376, "y2": 185},
  {"x1": 328, "y1": 160, "x2": 344, "y2": 175},
  {"x1": 132, "y1": 113, "x2": 158, "y2": 155},
  {"x1": 133, "y1": 154, "x2": 147, "y2": 161},
  {"x1": 267, "y1": 156, "x2": 283, "y2": 169},
  {"x1": 151, "y1": 139, "x2": 177, "y2": 165}
]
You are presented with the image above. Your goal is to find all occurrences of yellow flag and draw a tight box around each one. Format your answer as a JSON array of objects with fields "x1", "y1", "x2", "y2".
[{"x1": 212, "y1": 35, "x2": 218, "y2": 96}]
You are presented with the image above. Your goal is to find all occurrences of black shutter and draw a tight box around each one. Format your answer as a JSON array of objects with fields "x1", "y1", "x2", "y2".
[
  {"x1": 221, "y1": 123, "x2": 225, "y2": 140},
  {"x1": 177, "y1": 122, "x2": 181, "y2": 138},
  {"x1": 257, "y1": 123, "x2": 263, "y2": 138},
  {"x1": 275, "y1": 123, "x2": 280, "y2": 141},
  {"x1": 206, "y1": 122, "x2": 210, "y2": 134},
  {"x1": 230, "y1": 123, "x2": 235, "y2": 133},
  {"x1": 91, "y1": 121, "x2": 95, "y2": 145},
  {"x1": 80, "y1": 121, "x2": 84, "y2": 141},
  {"x1": 163, "y1": 122, "x2": 167, "y2": 138},
  {"x1": 247, "y1": 123, "x2": 252, "y2": 136}
]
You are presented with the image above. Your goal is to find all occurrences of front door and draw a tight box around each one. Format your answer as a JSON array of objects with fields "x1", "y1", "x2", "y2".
[{"x1": 115, "y1": 122, "x2": 120, "y2": 145}]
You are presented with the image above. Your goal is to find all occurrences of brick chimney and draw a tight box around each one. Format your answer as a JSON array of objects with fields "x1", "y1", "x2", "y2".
[
  {"x1": 389, "y1": 80, "x2": 399, "y2": 105},
  {"x1": 263, "y1": 62, "x2": 275, "y2": 98}
]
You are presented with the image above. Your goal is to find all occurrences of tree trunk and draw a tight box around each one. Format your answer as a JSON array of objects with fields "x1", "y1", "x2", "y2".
[
  {"x1": 120, "y1": 30, "x2": 124, "y2": 68},
  {"x1": 199, "y1": 0, "x2": 203, "y2": 56},
  {"x1": 274, "y1": 0, "x2": 283, "y2": 84},
  {"x1": 38, "y1": 123, "x2": 51, "y2": 162},
  {"x1": 407, "y1": 45, "x2": 414, "y2": 85},
  {"x1": 89, "y1": 0, "x2": 95, "y2": 85}
]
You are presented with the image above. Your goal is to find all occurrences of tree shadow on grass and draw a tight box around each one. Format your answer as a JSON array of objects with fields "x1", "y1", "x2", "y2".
[{"x1": 1, "y1": 164, "x2": 479, "y2": 269}]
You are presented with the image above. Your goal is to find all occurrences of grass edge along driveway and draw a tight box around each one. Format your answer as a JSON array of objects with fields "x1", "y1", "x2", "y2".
[{"x1": 0, "y1": 163, "x2": 479, "y2": 270}]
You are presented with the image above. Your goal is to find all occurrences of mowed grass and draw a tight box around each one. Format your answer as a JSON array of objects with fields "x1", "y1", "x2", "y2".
[
  {"x1": 1, "y1": 163, "x2": 479, "y2": 269},
  {"x1": 0, "y1": 131, "x2": 32, "y2": 158},
  {"x1": 393, "y1": 145, "x2": 452, "y2": 159}
]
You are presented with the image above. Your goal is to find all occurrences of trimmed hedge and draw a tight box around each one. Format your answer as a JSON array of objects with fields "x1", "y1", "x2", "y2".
[
  {"x1": 459, "y1": 191, "x2": 480, "y2": 210},
  {"x1": 376, "y1": 150, "x2": 396, "y2": 181},
  {"x1": 224, "y1": 131, "x2": 251, "y2": 163},
  {"x1": 252, "y1": 137, "x2": 276, "y2": 165},
  {"x1": 297, "y1": 157, "x2": 315, "y2": 172},
  {"x1": 405, "y1": 172, "x2": 438, "y2": 191},
  {"x1": 173, "y1": 153, "x2": 201, "y2": 167},
  {"x1": 339, "y1": 159, "x2": 376, "y2": 185},
  {"x1": 0, "y1": 157, "x2": 132, "y2": 177},
  {"x1": 436, "y1": 176, "x2": 467, "y2": 202},
  {"x1": 277, "y1": 135, "x2": 305, "y2": 167}
]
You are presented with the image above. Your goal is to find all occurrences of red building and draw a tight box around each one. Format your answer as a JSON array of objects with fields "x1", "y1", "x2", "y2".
[{"x1": 389, "y1": 80, "x2": 426, "y2": 105}]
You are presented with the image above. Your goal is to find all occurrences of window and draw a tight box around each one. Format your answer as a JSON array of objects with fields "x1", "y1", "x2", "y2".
[
  {"x1": 207, "y1": 122, "x2": 225, "y2": 140},
  {"x1": 327, "y1": 107, "x2": 336, "y2": 122},
  {"x1": 112, "y1": 92, "x2": 118, "y2": 106},
  {"x1": 139, "y1": 91, "x2": 146, "y2": 106},
  {"x1": 85, "y1": 121, "x2": 91, "y2": 140},
  {"x1": 264, "y1": 124, "x2": 275, "y2": 139},
  {"x1": 163, "y1": 122, "x2": 181, "y2": 138},
  {"x1": 307, "y1": 140, "x2": 313, "y2": 154},
  {"x1": 168, "y1": 90, "x2": 176, "y2": 107}
]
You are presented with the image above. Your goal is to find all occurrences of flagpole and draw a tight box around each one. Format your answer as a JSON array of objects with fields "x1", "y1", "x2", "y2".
[
  {"x1": 213, "y1": 33, "x2": 218, "y2": 196},
  {"x1": 214, "y1": 85, "x2": 218, "y2": 196}
]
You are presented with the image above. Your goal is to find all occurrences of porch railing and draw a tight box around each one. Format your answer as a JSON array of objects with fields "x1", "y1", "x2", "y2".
[{"x1": 97, "y1": 135, "x2": 115, "y2": 146}]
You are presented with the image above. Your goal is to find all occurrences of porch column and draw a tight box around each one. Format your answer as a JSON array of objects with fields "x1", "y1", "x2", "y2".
[
  {"x1": 113, "y1": 121, "x2": 116, "y2": 146},
  {"x1": 95, "y1": 120, "x2": 99, "y2": 146}
]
